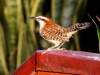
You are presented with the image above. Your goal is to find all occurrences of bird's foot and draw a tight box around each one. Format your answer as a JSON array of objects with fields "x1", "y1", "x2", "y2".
[
  {"x1": 42, "y1": 48, "x2": 66, "y2": 54},
  {"x1": 42, "y1": 48, "x2": 54, "y2": 54},
  {"x1": 56, "y1": 48, "x2": 66, "y2": 50}
]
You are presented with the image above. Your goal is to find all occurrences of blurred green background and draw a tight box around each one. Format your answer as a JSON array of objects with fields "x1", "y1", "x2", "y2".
[{"x1": 0, "y1": 0, "x2": 99, "y2": 75}]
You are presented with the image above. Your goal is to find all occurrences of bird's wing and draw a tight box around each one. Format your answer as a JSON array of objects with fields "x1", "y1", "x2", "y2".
[{"x1": 49, "y1": 24, "x2": 70, "y2": 42}]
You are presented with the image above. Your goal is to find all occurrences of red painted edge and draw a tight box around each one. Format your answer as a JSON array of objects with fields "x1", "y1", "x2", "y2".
[
  {"x1": 11, "y1": 53, "x2": 36, "y2": 75},
  {"x1": 10, "y1": 50, "x2": 100, "y2": 75},
  {"x1": 36, "y1": 50, "x2": 100, "y2": 75}
]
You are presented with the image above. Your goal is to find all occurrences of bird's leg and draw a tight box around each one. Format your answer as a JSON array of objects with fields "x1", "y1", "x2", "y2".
[
  {"x1": 47, "y1": 43, "x2": 60, "y2": 50},
  {"x1": 42, "y1": 43, "x2": 66, "y2": 54},
  {"x1": 42, "y1": 43, "x2": 61, "y2": 54},
  {"x1": 56, "y1": 42, "x2": 66, "y2": 50}
]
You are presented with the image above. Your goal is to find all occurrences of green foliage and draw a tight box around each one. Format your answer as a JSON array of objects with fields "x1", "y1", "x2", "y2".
[
  {"x1": 0, "y1": 0, "x2": 87, "y2": 74},
  {"x1": 88, "y1": 14, "x2": 100, "y2": 53}
]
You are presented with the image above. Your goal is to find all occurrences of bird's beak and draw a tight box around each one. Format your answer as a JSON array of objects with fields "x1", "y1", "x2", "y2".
[{"x1": 30, "y1": 16, "x2": 36, "y2": 19}]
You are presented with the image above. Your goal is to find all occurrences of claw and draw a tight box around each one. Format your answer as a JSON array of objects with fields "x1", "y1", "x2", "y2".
[
  {"x1": 56, "y1": 48, "x2": 66, "y2": 50},
  {"x1": 42, "y1": 48, "x2": 66, "y2": 54},
  {"x1": 42, "y1": 49, "x2": 53, "y2": 54}
]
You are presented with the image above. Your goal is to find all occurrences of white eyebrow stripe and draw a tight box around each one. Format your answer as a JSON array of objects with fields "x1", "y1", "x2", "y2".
[{"x1": 36, "y1": 16, "x2": 49, "y2": 20}]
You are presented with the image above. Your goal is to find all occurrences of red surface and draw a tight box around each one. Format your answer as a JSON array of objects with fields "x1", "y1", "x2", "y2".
[
  {"x1": 11, "y1": 50, "x2": 100, "y2": 75},
  {"x1": 11, "y1": 53, "x2": 36, "y2": 75},
  {"x1": 36, "y1": 50, "x2": 100, "y2": 75}
]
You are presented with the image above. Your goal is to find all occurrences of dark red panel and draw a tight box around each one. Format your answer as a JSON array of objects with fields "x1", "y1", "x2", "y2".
[
  {"x1": 11, "y1": 53, "x2": 36, "y2": 75},
  {"x1": 36, "y1": 50, "x2": 100, "y2": 75}
]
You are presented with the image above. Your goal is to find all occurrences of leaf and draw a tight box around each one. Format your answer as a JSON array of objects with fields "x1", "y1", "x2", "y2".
[
  {"x1": 88, "y1": 14, "x2": 100, "y2": 52},
  {"x1": 51, "y1": 0, "x2": 63, "y2": 24},
  {"x1": 0, "y1": 23, "x2": 9, "y2": 75}
]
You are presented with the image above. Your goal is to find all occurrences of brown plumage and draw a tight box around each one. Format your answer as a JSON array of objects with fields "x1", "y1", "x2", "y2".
[{"x1": 30, "y1": 16, "x2": 91, "y2": 54}]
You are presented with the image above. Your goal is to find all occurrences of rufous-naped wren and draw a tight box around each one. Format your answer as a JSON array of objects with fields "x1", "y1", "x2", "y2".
[{"x1": 30, "y1": 16, "x2": 90, "y2": 54}]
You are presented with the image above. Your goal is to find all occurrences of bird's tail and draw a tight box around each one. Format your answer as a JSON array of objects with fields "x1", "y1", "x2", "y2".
[{"x1": 67, "y1": 22, "x2": 91, "y2": 32}]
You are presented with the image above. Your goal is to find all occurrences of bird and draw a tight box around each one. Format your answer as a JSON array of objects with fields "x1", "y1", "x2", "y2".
[{"x1": 30, "y1": 16, "x2": 91, "y2": 54}]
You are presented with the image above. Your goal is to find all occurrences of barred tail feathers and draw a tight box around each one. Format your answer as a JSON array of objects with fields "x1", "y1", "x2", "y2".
[
  {"x1": 66, "y1": 22, "x2": 90, "y2": 38},
  {"x1": 67, "y1": 22, "x2": 91, "y2": 32}
]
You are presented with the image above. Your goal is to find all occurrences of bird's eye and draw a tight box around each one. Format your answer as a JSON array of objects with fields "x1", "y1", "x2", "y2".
[
  {"x1": 40, "y1": 18, "x2": 45, "y2": 21},
  {"x1": 37, "y1": 17, "x2": 46, "y2": 21}
]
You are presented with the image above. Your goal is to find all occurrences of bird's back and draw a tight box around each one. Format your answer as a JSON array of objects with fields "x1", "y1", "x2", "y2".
[
  {"x1": 40, "y1": 22, "x2": 90, "y2": 43},
  {"x1": 40, "y1": 23, "x2": 70, "y2": 43}
]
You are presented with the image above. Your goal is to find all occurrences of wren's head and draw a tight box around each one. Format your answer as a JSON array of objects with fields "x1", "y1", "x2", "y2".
[{"x1": 30, "y1": 16, "x2": 54, "y2": 29}]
